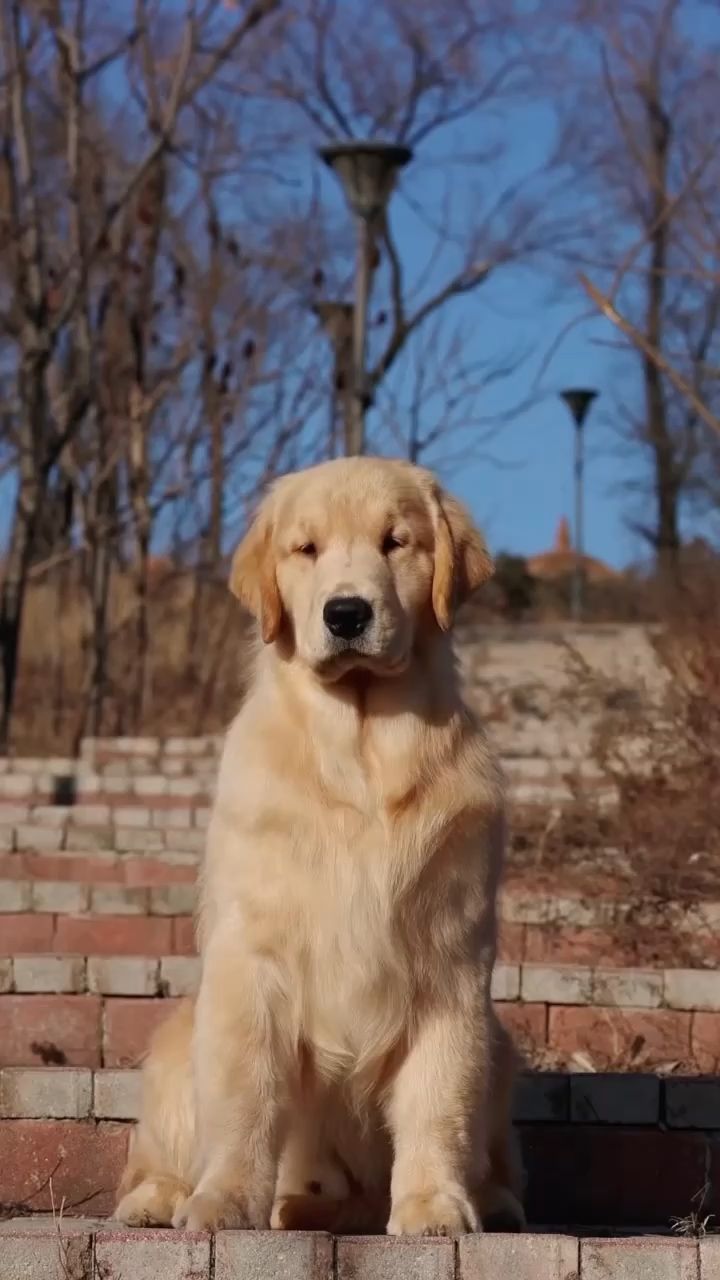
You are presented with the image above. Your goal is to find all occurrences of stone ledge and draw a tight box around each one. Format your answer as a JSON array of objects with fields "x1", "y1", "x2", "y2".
[
  {"x1": 2, "y1": 956, "x2": 720, "y2": 1012},
  {"x1": 2, "y1": 1119, "x2": 718, "y2": 1226},
  {"x1": 1, "y1": 989, "x2": 719, "y2": 1074},
  {"x1": 0, "y1": 1220, "x2": 717, "y2": 1280},
  {"x1": 3, "y1": 1067, "x2": 720, "y2": 1129}
]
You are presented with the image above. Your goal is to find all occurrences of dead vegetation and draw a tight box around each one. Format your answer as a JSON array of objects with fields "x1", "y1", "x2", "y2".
[
  {"x1": 671, "y1": 1183, "x2": 716, "y2": 1240},
  {"x1": 9, "y1": 562, "x2": 250, "y2": 755},
  {"x1": 509, "y1": 580, "x2": 720, "y2": 905}
]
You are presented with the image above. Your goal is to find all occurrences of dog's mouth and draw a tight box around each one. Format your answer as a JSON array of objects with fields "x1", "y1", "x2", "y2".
[{"x1": 313, "y1": 647, "x2": 410, "y2": 682}]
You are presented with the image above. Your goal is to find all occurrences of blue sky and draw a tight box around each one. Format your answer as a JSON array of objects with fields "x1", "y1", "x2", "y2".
[
  {"x1": 310, "y1": 0, "x2": 718, "y2": 571},
  {"x1": 2, "y1": 1, "x2": 715, "y2": 573},
  {"x1": 319, "y1": 117, "x2": 641, "y2": 570},
  {"x1": 0, "y1": 107, "x2": 638, "y2": 569}
]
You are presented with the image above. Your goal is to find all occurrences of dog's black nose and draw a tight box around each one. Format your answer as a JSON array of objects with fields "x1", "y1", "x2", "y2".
[{"x1": 323, "y1": 595, "x2": 373, "y2": 640}]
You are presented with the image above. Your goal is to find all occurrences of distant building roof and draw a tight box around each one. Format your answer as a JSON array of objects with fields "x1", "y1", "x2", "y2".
[{"x1": 527, "y1": 517, "x2": 617, "y2": 583}]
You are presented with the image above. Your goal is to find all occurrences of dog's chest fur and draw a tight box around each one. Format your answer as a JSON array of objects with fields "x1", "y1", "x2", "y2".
[{"x1": 201, "y1": 668, "x2": 501, "y2": 1080}]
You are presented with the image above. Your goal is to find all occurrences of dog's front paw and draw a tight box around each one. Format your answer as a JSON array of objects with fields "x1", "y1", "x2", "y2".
[
  {"x1": 387, "y1": 1188, "x2": 477, "y2": 1236},
  {"x1": 172, "y1": 1189, "x2": 253, "y2": 1232},
  {"x1": 116, "y1": 1176, "x2": 189, "y2": 1227}
]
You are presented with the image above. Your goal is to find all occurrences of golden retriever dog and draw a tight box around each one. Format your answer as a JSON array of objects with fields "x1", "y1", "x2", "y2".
[{"x1": 115, "y1": 456, "x2": 525, "y2": 1236}]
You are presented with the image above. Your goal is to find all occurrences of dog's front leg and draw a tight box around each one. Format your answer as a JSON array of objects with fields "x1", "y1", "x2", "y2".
[
  {"x1": 173, "y1": 932, "x2": 286, "y2": 1232},
  {"x1": 385, "y1": 989, "x2": 491, "y2": 1236}
]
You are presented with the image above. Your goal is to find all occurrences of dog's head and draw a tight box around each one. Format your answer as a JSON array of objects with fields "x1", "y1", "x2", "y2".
[{"x1": 230, "y1": 457, "x2": 492, "y2": 680}]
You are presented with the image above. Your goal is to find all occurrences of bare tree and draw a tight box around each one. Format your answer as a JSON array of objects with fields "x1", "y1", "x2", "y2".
[
  {"x1": 0, "y1": 0, "x2": 282, "y2": 745},
  {"x1": 0, "y1": 0, "x2": 571, "y2": 751},
  {"x1": 257, "y1": 0, "x2": 562, "y2": 460},
  {"x1": 373, "y1": 313, "x2": 529, "y2": 470},
  {"x1": 562, "y1": 0, "x2": 720, "y2": 577}
]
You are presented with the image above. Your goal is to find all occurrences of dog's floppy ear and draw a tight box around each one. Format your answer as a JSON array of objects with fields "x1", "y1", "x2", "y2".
[
  {"x1": 229, "y1": 497, "x2": 282, "y2": 644},
  {"x1": 431, "y1": 485, "x2": 494, "y2": 631}
]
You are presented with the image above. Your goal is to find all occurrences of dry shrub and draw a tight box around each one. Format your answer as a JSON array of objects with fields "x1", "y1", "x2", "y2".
[
  {"x1": 596, "y1": 585, "x2": 720, "y2": 899},
  {"x1": 10, "y1": 561, "x2": 252, "y2": 754},
  {"x1": 512, "y1": 581, "x2": 720, "y2": 903}
]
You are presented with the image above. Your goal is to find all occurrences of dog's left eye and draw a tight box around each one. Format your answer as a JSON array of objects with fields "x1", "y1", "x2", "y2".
[
  {"x1": 382, "y1": 533, "x2": 404, "y2": 554},
  {"x1": 296, "y1": 542, "x2": 317, "y2": 557}
]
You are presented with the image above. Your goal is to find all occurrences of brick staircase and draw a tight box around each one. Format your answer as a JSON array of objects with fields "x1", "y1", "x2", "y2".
[
  {"x1": 1, "y1": 734, "x2": 718, "y2": 1275},
  {"x1": 1, "y1": 1064, "x2": 719, "y2": 1225},
  {"x1": 3, "y1": 1219, "x2": 717, "y2": 1280},
  {"x1": 1, "y1": 955, "x2": 718, "y2": 1074}
]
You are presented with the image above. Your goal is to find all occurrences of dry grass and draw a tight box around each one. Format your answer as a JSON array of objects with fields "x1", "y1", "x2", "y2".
[
  {"x1": 510, "y1": 585, "x2": 720, "y2": 904},
  {"x1": 10, "y1": 563, "x2": 251, "y2": 754},
  {"x1": 671, "y1": 1182, "x2": 716, "y2": 1239}
]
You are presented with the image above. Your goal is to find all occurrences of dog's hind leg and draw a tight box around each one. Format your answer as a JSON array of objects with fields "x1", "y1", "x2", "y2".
[
  {"x1": 115, "y1": 1130, "x2": 192, "y2": 1227},
  {"x1": 271, "y1": 1090, "x2": 389, "y2": 1234}
]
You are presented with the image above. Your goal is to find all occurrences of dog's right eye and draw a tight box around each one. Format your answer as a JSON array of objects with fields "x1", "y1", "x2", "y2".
[{"x1": 296, "y1": 542, "x2": 317, "y2": 557}]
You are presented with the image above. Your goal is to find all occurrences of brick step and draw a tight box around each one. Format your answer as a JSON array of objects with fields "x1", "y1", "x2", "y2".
[
  {"x1": 0, "y1": 955, "x2": 200, "y2": 995},
  {"x1": 1, "y1": 979, "x2": 718, "y2": 1073},
  {"x1": 503, "y1": 753, "x2": 606, "y2": 778},
  {"x1": 0, "y1": 752, "x2": 613, "y2": 778},
  {"x1": 3, "y1": 1220, "x2": 717, "y2": 1280},
  {"x1": 3, "y1": 890, "x2": 720, "y2": 977},
  {"x1": 0, "y1": 775, "x2": 619, "y2": 817},
  {"x1": 496, "y1": 964, "x2": 720, "y2": 1073},
  {"x1": 4, "y1": 1065, "x2": 720, "y2": 1127},
  {"x1": 0, "y1": 1096, "x2": 718, "y2": 1227},
  {"x1": 0, "y1": 762, "x2": 617, "y2": 803},
  {"x1": 0, "y1": 778, "x2": 213, "y2": 802},
  {"x1": 0, "y1": 806, "x2": 209, "y2": 852},
  {"x1": 0, "y1": 877, "x2": 196, "y2": 914},
  {"x1": 3, "y1": 955, "x2": 719, "y2": 1010},
  {"x1": 0, "y1": 915, "x2": 194, "y2": 957},
  {"x1": 3, "y1": 865, "x2": 719, "y2": 938},
  {"x1": 0, "y1": 853, "x2": 197, "y2": 888},
  {"x1": 503, "y1": 921, "x2": 720, "y2": 971},
  {"x1": 0, "y1": 754, "x2": 608, "y2": 781},
  {"x1": 0, "y1": 993, "x2": 183, "y2": 1068},
  {"x1": 2, "y1": 899, "x2": 718, "y2": 974},
  {"x1": 0, "y1": 815, "x2": 207, "y2": 859},
  {"x1": 1, "y1": 735, "x2": 607, "y2": 770}
]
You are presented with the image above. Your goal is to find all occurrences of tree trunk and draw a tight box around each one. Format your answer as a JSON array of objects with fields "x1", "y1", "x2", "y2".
[
  {"x1": 0, "y1": 348, "x2": 47, "y2": 748},
  {"x1": 128, "y1": 384, "x2": 153, "y2": 729},
  {"x1": 643, "y1": 92, "x2": 680, "y2": 583},
  {"x1": 0, "y1": 471, "x2": 40, "y2": 750},
  {"x1": 208, "y1": 396, "x2": 224, "y2": 572},
  {"x1": 88, "y1": 522, "x2": 111, "y2": 738},
  {"x1": 133, "y1": 530, "x2": 150, "y2": 730},
  {"x1": 78, "y1": 464, "x2": 116, "y2": 747}
]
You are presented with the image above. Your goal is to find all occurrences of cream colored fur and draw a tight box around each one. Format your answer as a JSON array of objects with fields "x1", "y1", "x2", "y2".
[{"x1": 115, "y1": 457, "x2": 525, "y2": 1236}]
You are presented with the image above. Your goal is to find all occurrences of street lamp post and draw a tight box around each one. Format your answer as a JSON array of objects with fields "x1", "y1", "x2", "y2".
[
  {"x1": 312, "y1": 300, "x2": 354, "y2": 457},
  {"x1": 319, "y1": 140, "x2": 412, "y2": 455},
  {"x1": 560, "y1": 388, "x2": 598, "y2": 623}
]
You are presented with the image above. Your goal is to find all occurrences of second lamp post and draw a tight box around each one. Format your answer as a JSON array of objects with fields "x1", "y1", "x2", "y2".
[{"x1": 560, "y1": 387, "x2": 598, "y2": 623}]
